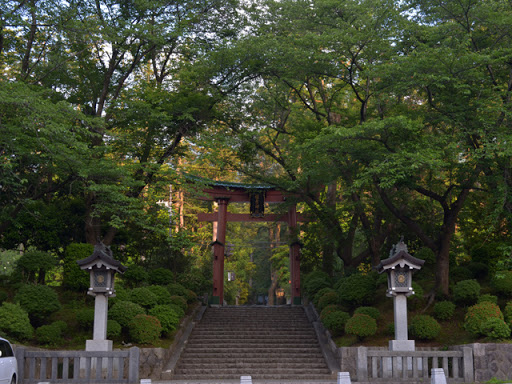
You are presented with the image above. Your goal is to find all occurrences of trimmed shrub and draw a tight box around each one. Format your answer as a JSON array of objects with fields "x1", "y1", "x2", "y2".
[
  {"x1": 170, "y1": 296, "x2": 187, "y2": 312},
  {"x1": 321, "y1": 310, "x2": 350, "y2": 337},
  {"x1": 480, "y1": 318, "x2": 511, "y2": 340},
  {"x1": 504, "y1": 302, "x2": 512, "y2": 325},
  {"x1": 53, "y1": 320, "x2": 68, "y2": 332},
  {"x1": 128, "y1": 314, "x2": 162, "y2": 344},
  {"x1": 409, "y1": 282, "x2": 425, "y2": 310},
  {"x1": 0, "y1": 302, "x2": 34, "y2": 340},
  {"x1": 62, "y1": 243, "x2": 93, "y2": 292},
  {"x1": 36, "y1": 322, "x2": 63, "y2": 346},
  {"x1": 169, "y1": 304, "x2": 185, "y2": 318},
  {"x1": 345, "y1": 314, "x2": 378, "y2": 339},
  {"x1": 409, "y1": 315, "x2": 441, "y2": 340},
  {"x1": 433, "y1": 301, "x2": 456, "y2": 321},
  {"x1": 122, "y1": 265, "x2": 149, "y2": 288},
  {"x1": 354, "y1": 306, "x2": 380, "y2": 320},
  {"x1": 109, "y1": 301, "x2": 145, "y2": 328},
  {"x1": 76, "y1": 308, "x2": 95, "y2": 330},
  {"x1": 129, "y1": 287, "x2": 158, "y2": 309},
  {"x1": 107, "y1": 320, "x2": 122, "y2": 339},
  {"x1": 147, "y1": 285, "x2": 172, "y2": 305},
  {"x1": 0, "y1": 291, "x2": 8, "y2": 304},
  {"x1": 453, "y1": 279, "x2": 480, "y2": 305},
  {"x1": 304, "y1": 278, "x2": 331, "y2": 298},
  {"x1": 15, "y1": 284, "x2": 61, "y2": 323},
  {"x1": 320, "y1": 304, "x2": 344, "y2": 320},
  {"x1": 313, "y1": 288, "x2": 335, "y2": 307},
  {"x1": 149, "y1": 305, "x2": 181, "y2": 334},
  {"x1": 467, "y1": 262, "x2": 489, "y2": 280},
  {"x1": 167, "y1": 283, "x2": 189, "y2": 298},
  {"x1": 184, "y1": 289, "x2": 198, "y2": 303},
  {"x1": 478, "y1": 294, "x2": 498, "y2": 305},
  {"x1": 150, "y1": 268, "x2": 174, "y2": 285},
  {"x1": 15, "y1": 250, "x2": 57, "y2": 284},
  {"x1": 464, "y1": 302, "x2": 504, "y2": 336},
  {"x1": 317, "y1": 291, "x2": 340, "y2": 312},
  {"x1": 336, "y1": 273, "x2": 376, "y2": 308},
  {"x1": 450, "y1": 266, "x2": 473, "y2": 283},
  {"x1": 490, "y1": 271, "x2": 512, "y2": 296}
]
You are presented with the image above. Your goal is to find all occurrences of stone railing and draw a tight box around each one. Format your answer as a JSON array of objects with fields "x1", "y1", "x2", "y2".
[
  {"x1": 15, "y1": 347, "x2": 139, "y2": 384},
  {"x1": 355, "y1": 346, "x2": 474, "y2": 383}
]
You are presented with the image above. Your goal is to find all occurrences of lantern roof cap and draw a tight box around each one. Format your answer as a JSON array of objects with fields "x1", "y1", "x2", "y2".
[
  {"x1": 377, "y1": 239, "x2": 425, "y2": 273},
  {"x1": 77, "y1": 241, "x2": 127, "y2": 273}
]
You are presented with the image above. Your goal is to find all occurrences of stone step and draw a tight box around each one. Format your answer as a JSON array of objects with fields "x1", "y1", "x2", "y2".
[
  {"x1": 176, "y1": 362, "x2": 328, "y2": 369},
  {"x1": 175, "y1": 357, "x2": 327, "y2": 364},
  {"x1": 184, "y1": 339, "x2": 319, "y2": 346},
  {"x1": 170, "y1": 373, "x2": 334, "y2": 380},
  {"x1": 173, "y1": 368, "x2": 333, "y2": 376}
]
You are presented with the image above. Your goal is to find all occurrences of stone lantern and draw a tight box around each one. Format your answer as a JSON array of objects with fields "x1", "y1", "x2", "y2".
[
  {"x1": 377, "y1": 239, "x2": 424, "y2": 351},
  {"x1": 77, "y1": 242, "x2": 126, "y2": 352}
]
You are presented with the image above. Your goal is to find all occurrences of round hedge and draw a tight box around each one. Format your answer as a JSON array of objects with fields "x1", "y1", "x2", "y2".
[
  {"x1": 478, "y1": 294, "x2": 498, "y2": 305},
  {"x1": 320, "y1": 304, "x2": 344, "y2": 320},
  {"x1": 490, "y1": 271, "x2": 512, "y2": 296},
  {"x1": 317, "y1": 291, "x2": 340, "y2": 312},
  {"x1": 148, "y1": 305, "x2": 181, "y2": 334},
  {"x1": 62, "y1": 243, "x2": 93, "y2": 292},
  {"x1": 107, "y1": 320, "x2": 122, "y2": 339},
  {"x1": 122, "y1": 265, "x2": 149, "y2": 288},
  {"x1": 128, "y1": 314, "x2": 162, "y2": 344},
  {"x1": 433, "y1": 301, "x2": 456, "y2": 321},
  {"x1": 109, "y1": 301, "x2": 145, "y2": 328},
  {"x1": 504, "y1": 301, "x2": 512, "y2": 325},
  {"x1": 129, "y1": 287, "x2": 158, "y2": 309},
  {"x1": 453, "y1": 279, "x2": 480, "y2": 305},
  {"x1": 150, "y1": 268, "x2": 174, "y2": 285},
  {"x1": 36, "y1": 323, "x2": 62, "y2": 346},
  {"x1": 147, "y1": 285, "x2": 172, "y2": 305},
  {"x1": 345, "y1": 314, "x2": 377, "y2": 339},
  {"x1": 464, "y1": 301, "x2": 504, "y2": 336},
  {"x1": 15, "y1": 284, "x2": 61, "y2": 323},
  {"x1": 480, "y1": 318, "x2": 511, "y2": 340},
  {"x1": 313, "y1": 288, "x2": 335, "y2": 307},
  {"x1": 321, "y1": 310, "x2": 350, "y2": 337},
  {"x1": 409, "y1": 315, "x2": 441, "y2": 340},
  {"x1": 170, "y1": 296, "x2": 187, "y2": 312},
  {"x1": 336, "y1": 273, "x2": 376, "y2": 308},
  {"x1": 0, "y1": 302, "x2": 34, "y2": 340},
  {"x1": 354, "y1": 306, "x2": 380, "y2": 320},
  {"x1": 76, "y1": 308, "x2": 94, "y2": 330}
]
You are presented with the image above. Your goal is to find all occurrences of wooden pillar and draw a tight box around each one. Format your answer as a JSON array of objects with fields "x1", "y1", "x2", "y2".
[
  {"x1": 288, "y1": 205, "x2": 301, "y2": 305},
  {"x1": 212, "y1": 198, "x2": 229, "y2": 305}
]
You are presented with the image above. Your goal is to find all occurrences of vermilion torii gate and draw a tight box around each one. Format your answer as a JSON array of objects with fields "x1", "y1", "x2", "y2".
[{"x1": 196, "y1": 179, "x2": 303, "y2": 306}]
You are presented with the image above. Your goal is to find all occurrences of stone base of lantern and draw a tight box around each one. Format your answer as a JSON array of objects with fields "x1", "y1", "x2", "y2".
[
  {"x1": 389, "y1": 339, "x2": 415, "y2": 351},
  {"x1": 86, "y1": 339, "x2": 113, "y2": 352}
]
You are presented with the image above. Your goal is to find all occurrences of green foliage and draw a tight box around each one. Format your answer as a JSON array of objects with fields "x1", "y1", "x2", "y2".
[
  {"x1": 76, "y1": 308, "x2": 95, "y2": 330},
  {"x1": 317, "y1": 291, "x2": 340, "y2": 312},
  {"x1": 109, "y1": 301, "x2": 145, "y2": 328},
  {"x1": 478, "y1": 294, "x2": 498, "y2": 305},
  {"x1": 409, "y1": 282, "x2": 425, "y2": 310},
  {"x1": 0, "y1": 302, "x2": 34, "y2": 340},
  {"x1": 450, "y1": 266, "x2": 474, "y2": 283},
  {"x1": 169, "y1": 304, "x2": 185, "y2": 318},
  {"x1": 129, "y1": 287, "x2": 158, "y2": 309},
  {"x1": 345, "y1": 314, "x2": 378, "y2": 339},
  {"x1": 409, "y1": 315, "x2": 441, "y2": 340},
  {"x1": 147, "y1": 285, "x2": 172, "y2": 305},
  {"x1": 320, "y1": 304, "x2": 344, "y2": 320},
  {"x1": 433, "y1": 301, "x2": 456, "y2": 321},
  {"x1": 62, "y1": 243, "x2": 93, "y2": 292},
  {"x1": 15, "y1": 284, "x2": 61, "y2": 323},
  {"x1": 167, "y1": 283, "x2": 190, "y2": 298},
  {"x1": 53, "y1": 320, "x2": 68, "y2": 333},
  {"x1": 0, "y1": 291, "x2": 8, "y2": 304},
  {"x1": 464, "y1": 302, "x2": 504, "y2": 336},
  {"x1": 453, "y1": 280, "x2": 481, "y2": 305},
  {"x1": 148, "y1": 305, "x2": 181, "y2": 334},
  {"x1": 122, "y1": 265, "x2": 149, "y2": 288},
  {"x1": 150, "y1": 268, "x2": 174, "y2": 285},
  {"x1": 169, "y1": 296, "x2": 187, "y2": 312},
  {"x1": 0, "y1": 250, "x2": 20, "y2": 276},
  {"x1": 313, "y1": 287, "x2": 335, "y2": 307},
  {"x1": 303, "y1": 270, "x2": 331, "y2": 297},
  {"x1": 15, "y1": 250, "x2": 57, "y2": 284},
  {"x1": 504, "y1": 302, "x2": 512, "y2": 325},
  {"x1": 480, "y1": 318, "x2": 511, "y2": 340},
  {"x1": 467, "y1": 262, "x2": 489, "y2": 280},
  {"x1": 128, "y1": 314, "x2": 162, "y2": 344},
  {"x1": 354, "y1": 306, "x2": 380, "y2": 320},
  {"x1": 36, "y1": 323, "x2": 62, "y2": 346},
  {"x1": 336, "y1": 273, "x2": 376, "y2": 308},
  {"x1": 321, "y1": 310, "x2": 350, "y2": 337},
  {"x1": 107, "y1": 320, "x2": 122, "y2": 339},
  {"x1": 490, "y1": 271, "x2": 512, "y2": 296}
]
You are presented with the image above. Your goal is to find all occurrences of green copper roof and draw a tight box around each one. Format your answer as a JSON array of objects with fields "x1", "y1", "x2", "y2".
[{"x1": 186, "y1": 174, "x2": 276, "y2": 191}]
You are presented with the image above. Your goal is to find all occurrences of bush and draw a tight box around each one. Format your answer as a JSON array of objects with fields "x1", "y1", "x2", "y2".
[
  {"x1": 184, "y1": 289, "x2": 198, "y2": 303},
  {"x1": 336, "y1": 273, "x2": 376, "y2": 308},
  {"x1": 53, "y1": 320, "x2": 68, "y2": 332},
  {"x1": 0, "y1": 291, "x2": 7, "y2": 304},
  {"x1": 345, "y1": 314, "x2": 377, "y2": 339},
  {"x1": 147, "y1": 285, "x2": 172, "y2": 305},
  {"x1": 109, "y1": 301, "x2": 145, "y2": 328},
  {"x1": 107, "y1": 320, "x2": 122, "y2": 339},
  {"x1": 122, "y1": 265, "x2": 149, "y2": 288},
  {"x1": 320, "y1": 304, "x2": 344, "y2": 320},
  {"x1": 150, "y1": 268, "x2": 174, "y2": 285},
  {"x1": 148, "y1": 305, "x2": 181, "y2": 334},
  {"x1": 354, "y1": 306, "x2": 380, "y2": 320},
  {"x1": 467, "y1": 262, "x2": 489, "y2": 280},
  {"x1": 128, "y1": 314, "x2": 162, "y2": 344},
  {"x1": 36, "y1": 323, "x2": 62, "y2": 346},
  {"x1": 15, "y1": 284, "x2": 61, "y2": 323},
  {"x1": 409, "y1": 315, "x2": 441, "y2": 340},
  {"x1": 15, "y1": 250, "x2": 57, "y2": 284},
  {"x1": 76, "y1": 308, "x2": 95, "y2": 330},
  {"x1": 433, "y1": 301, "x2": 456, "y2": 321},
  {"x1": 169, "y1": 304, "x2": 185, "y2": 318},
  {"x1": 62, "y1": 243, "x2": 93, "y2": 292},
  {"x1": 450, "y1": 266, "x2": 473, "y2": 283},
  {"x1": 478, "y1": 294, "x2": 498, "y2": 305},
  {"x1": 129, "y1": 287, "x2": 158, "y2": 309},
  {"x1": 409, "y1": 282, "x2": 425, "y2": 310},
  {"x1": 304, "y1": 277, "x2": 331, "y2": 298},
  {"x1": 0, "y1": 302, "x2": 34, "y2": 340},
  {"x1": 480, "y1": 318, "x2": 511, "y2": 340},
  {"x1": 170, "y1": 296, "x2": 187, "y2": 312},
  {"x1": 464, "y1": 302, "x2": 504, "y2": 336},
  {"x1": 490, "y1": 271, "x2": 512, "y2": 296},
  {"x1": 313, "y1": 288, "x2": 335, "y2": 306},
  {"x1": 321, "y1": 310, "x2": 350, "y2": 337},
  {"x1": 317, "y1": 291, "x2": 340, "y2": 312},
  {"x1": 453, "y1": 279, "x2": 480, "y2": 305},
  {"x1": 504, "y1": 302, "x2": 512, "y2": 325}
]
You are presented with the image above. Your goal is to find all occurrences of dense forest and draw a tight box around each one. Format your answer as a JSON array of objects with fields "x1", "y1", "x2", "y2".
[{"x1": 1, "y1": 0, "x2": 511, "y2": 303}]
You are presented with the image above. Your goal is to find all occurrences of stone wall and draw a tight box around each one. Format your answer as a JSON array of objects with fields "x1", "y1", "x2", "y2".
[
  {"x1": 139, "y1": 347, "x2": 171, "y2": 380},
  {"x1": 464, "y1": 343, "x2": 512, "y2": 382}
]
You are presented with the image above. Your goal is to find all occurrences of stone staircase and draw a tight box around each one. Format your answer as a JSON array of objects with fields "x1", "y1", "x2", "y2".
[{"x1": 164, "y1": 306, "x2": 334, "y2": 382}]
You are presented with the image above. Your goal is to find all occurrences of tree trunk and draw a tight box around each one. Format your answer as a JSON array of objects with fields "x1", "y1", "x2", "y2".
[
  {"x1": 322, "y1": 183, "x2": 337, "y2": 275},
  {"x1": 435, "y1": 231, "x2": 453, "y2": 297}
]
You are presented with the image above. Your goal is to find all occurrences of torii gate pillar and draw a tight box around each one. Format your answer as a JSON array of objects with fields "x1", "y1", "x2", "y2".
[
  {"x1": 288, "y1": 205, "x2": 301, "y2": 305},
  {"x1": 211, "y1": 198, "x2": 229, "y2": 306}
]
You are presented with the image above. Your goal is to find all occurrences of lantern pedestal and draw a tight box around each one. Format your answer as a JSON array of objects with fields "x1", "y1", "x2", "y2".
[
  {"x1": 389, "y1": 294, "x2": 414, "y2": 351},
  {"x1": 86, "y1": 293, "x2": 112, "y2": 352}
]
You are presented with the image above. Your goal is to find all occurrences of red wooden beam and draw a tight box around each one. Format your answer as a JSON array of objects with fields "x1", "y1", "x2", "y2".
[
  {"x1": 198, "y1": 212, "x2": 307, "y2": 222},
  {"x1": 197, "y1": 188, "x2": 288, "y2": 203}
]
